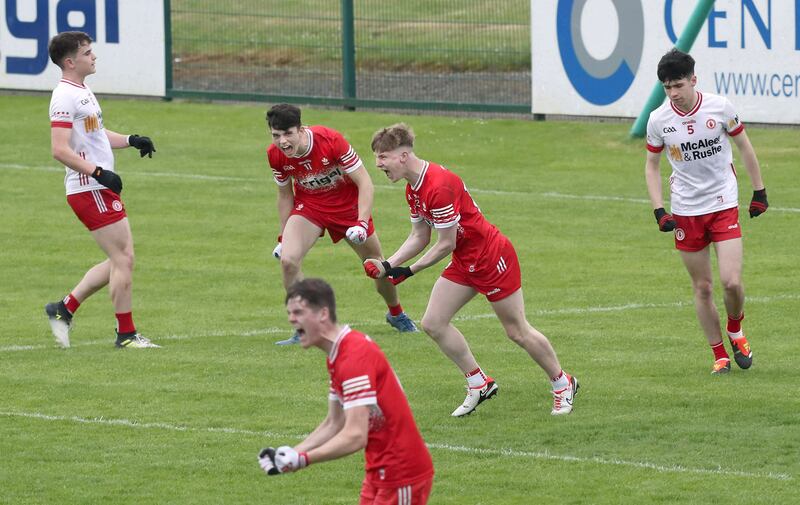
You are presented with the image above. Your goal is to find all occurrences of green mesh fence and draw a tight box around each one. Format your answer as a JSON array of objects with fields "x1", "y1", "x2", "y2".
[{"x1": 169, "y1": 1, "x2": 530, "y2": 112}]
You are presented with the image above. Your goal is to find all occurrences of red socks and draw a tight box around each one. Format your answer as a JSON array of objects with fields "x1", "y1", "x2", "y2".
[
  {"x1": 115, "y1": 312, "x2": 136, "y2": 334},
  {"x1": 388, "y1": 304, "x2": 404, "y2": 317},
  {"x1": 727, "y1": 313, "x2": 744, "y2": 334},
  {"x1": 63, "y1": 293, "x2": 81, "y2": 314},
  {"x1": 711, "y1": 342, "x2": 729, "y2": 361}
]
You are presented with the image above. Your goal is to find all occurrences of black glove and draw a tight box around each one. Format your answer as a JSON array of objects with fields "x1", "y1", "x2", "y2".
[
  {"x1": 654, "y1": 207, "x2": 676, "y2": 232},
  {"x1": 258, "y1": 447, "x2": 280, "y2": 476},
  {"x1": 384, "y1": 262, "x2": 414, "y2": 285},
  {"x1": 128, "y1": 135, "x2": 156, "y2": 158},
  {"x1": 91, "y1": 166, "x2": 122, "y2": 194},
  {"x1": 749, "y1": 188, "x2": 768, "y2": 218}
]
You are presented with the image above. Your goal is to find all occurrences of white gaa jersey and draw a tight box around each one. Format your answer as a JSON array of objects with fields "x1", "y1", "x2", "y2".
[
  {"x1": 646, "y1": 91, "x2": 745, "y2": 216},
  {"x1": 49, "y1": 79, "x2": 115, "y2": 195}
]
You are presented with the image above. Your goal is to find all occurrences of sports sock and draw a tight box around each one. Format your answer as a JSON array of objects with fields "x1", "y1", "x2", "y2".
[
  {"x1": 465, "y1": 367, "x2": 487, "y2": 388},
  {"x1": 63, "y1": 293, "x2": 81, "y2": 314},
  {"x1": 711, "y1": 342, "x2": 729, "y2": 361},
  {"x1": 551, "y1": 370, "x2": 569, "y2": 391},
  {"x1": 727, "y1": 312, "x2": 744, "y2": 337},
  {"x1": 388, "y1": 304, "x2": 404, "y2": 317},
  {"x1": 115, "y1": 312, "x2": 136, "y2": 335}
]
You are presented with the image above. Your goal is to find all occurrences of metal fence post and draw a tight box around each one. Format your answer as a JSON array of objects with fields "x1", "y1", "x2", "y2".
[{"x1": 341, "y1": 0, "x2": 356, "y2": 110}]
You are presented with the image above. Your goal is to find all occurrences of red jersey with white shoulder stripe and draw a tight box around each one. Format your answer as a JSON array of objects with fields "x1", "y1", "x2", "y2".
[
  {"x1": 327, "y1": 326, "x2": 434, "y2": 488},
  {"x1": 645, "y1": 91, "x2": 744, "y2": 216},
  {"x1": 49, "y1": 79, "x2": 114, "y2": 195},
  {"x1": 406, "y1": 161, "x2": 504, "y2": 269},
  {"x1": 268, "y1": 125, "x2": 363, "y2": 212}
]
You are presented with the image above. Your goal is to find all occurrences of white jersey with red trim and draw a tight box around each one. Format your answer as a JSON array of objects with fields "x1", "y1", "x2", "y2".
[
  {"x1": 49, "y1": 79, "x2": 114, "y2": 195},
  {"x1": 326, "y1": 326, "x2": 434, "y2": 488},
  {"x1": 267, "y1": 125, "x2": 363, "y2": 212},
  {"x1": 646, "y1": 91, "x2": 745, "y2": 216}
]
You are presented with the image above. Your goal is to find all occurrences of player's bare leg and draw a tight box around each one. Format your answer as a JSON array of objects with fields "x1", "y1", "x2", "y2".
[
  {"x1": 421, "y1": 277, "x2": 480, "y2": 372},
  {"x1": 491, "y1": 289, "x2": 577, "y2": 414},
  {"x1": 276, "y1": 214, "x2": 322, "y2": 344},
  {"x1": 714, "y1": 238, "x2": 752, "y2": 369},
  {"x1": 680, "y1": 247, "x2": 730, "y2": 373},
  {"x1": 714, "y1": 238, "x2": 744, "y2": 320},
  {"x1": 350, "y1": 232, "x2": 418, "y2": 332},
  {"x1": 279, "y1": 214, "x2": 323, "y2": 290},
  {"x1": 91, "y1": 218, "x2": 157, "y2": 348},
  {"x1": 421, "y1": 278, "x2": 496, "y2": 416},
  {"x1": 91, "y1": 218, "x2": 135, "y2": 313},
  {"x1": 71, "y1": 259, "x2": 111, "y2": 301},
  {"x1": 490, "y1": 289, "x2": 561, "y2": 377}
]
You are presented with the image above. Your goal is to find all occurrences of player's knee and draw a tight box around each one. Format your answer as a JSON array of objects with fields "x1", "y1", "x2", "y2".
[
  {"x1": 692, "y1": 279, "x2": 714, "y2": 299},
  {"x1": 420, "y1": 314, "x2": 445, "y2": 337},
  {"x1": 280, "y1": 255, "x2": 302, "y2": 274},
  {"x1": 721, "y1": 276, "x2": 742, "y2": 293}
]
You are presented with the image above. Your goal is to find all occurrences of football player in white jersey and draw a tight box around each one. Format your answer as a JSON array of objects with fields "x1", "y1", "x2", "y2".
[
  {"x1": 645, "y1": 49, "x2": 768, "y2": 375},
  {"x1": 44, "y1": 31, "x2": 159, "y2": 349}
]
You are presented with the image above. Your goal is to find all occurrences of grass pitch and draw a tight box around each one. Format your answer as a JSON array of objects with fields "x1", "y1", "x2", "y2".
[{"x1": 0, "y1": 94, "x2": 798, "y2": 504}]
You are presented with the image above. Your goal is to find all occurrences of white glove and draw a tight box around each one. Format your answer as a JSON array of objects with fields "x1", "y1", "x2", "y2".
[
  {"x1": 272, "y1": 242, "x2": 282, "y2": 260},
  {"x1": 274, "y1": 445, "x2": 309, "y2": 473},
  {"x1": 258, "y1": 447, "x2": 279, "y2": 475},
  {"x1": 345, "y1": 220, "x2": 369, "y2": 245}
]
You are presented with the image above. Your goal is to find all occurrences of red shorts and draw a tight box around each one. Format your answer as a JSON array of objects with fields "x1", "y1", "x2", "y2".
[
  {"x1": 290, "y1": 200, "x2": 374, "y2": 243},
  {"x1": 673, "y1": 207, "x2": 741, "y2": 252},
  {"x1": 67, "y1": 189, "x2": 127, "y2": 231},
  {"x1": 442, "y1": 235, "x2": 522, "y2": 302},
  {"x1": 359, "y1": 476, "x2": 433, "y2": 505}
]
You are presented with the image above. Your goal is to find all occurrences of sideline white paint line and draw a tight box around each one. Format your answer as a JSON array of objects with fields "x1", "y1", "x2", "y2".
[
  {"x1": 3, "y1": 163, "x2": 799, "y2": 212},
  {"x1": 427, "y1": 443, "x2": 792, "y2": 481},
  {"x1": 0, "y1": 410, "x2": 791, "y2": 481},
  {"x1": 5, "y1": 294, "x2": 797, "y2": 353}
]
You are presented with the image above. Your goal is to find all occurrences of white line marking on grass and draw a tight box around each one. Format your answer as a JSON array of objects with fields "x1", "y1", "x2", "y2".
[
  {"x1": 1, "y1": 410, "x2": 791, "y2": 481},
  {"x1": 427, "y1": 443, "x2": 792, "y2": 481},
  {"x1": 4, "y1": 163, "x2": 799, "y2": 212},
  {"x1": 453, "y1": 293, "x2": 800, "y2": 322},
  {"x1": 0, "y1": 327, "x2": 286, "y2": 353},
  {"x1": 6, "y1": 294, "x2": 798, "y2": 353}
]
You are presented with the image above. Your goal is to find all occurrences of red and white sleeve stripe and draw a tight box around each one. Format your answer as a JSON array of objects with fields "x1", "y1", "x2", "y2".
[
  {"x1": 341, "y1": 374, "x2": 377, "y2": 409},
  {"x1": 431, "y1": 204, "x2": 459, "y2": 228},
  {"x1": 339, "y1": 147, "x2": 363, "y2": 173}
]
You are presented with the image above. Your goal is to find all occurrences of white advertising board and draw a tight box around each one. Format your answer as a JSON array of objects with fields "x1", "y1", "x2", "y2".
[
  {"x1": 532, "y1": 0, "x2": 800, "y2": 124},
  {"x1": 0, "y1": 0, "x2": 165, "y2": 96}
]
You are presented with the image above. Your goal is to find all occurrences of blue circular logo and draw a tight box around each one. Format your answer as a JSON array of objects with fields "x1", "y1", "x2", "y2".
[{"x1": 556, "y1": 0, "x2": 644, "y2": 105}]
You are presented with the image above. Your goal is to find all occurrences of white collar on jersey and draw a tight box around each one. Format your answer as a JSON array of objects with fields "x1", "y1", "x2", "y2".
[
  {"x1": 411, "y1": 160, "x2": 430, "y2": 192},
  {"x1": 328, "y1": 324, "x2": 351, "y2": 362}
]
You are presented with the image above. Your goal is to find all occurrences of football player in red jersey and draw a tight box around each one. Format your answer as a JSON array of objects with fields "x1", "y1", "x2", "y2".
[
  {"x1": 645, "y1": 49, "x2": 765, "y2": 375},
  {"x1": 365, "y1": 124, "x2": 578, "y2": 417},
  {"x1": 266, "y1": 104, "x2": 418, "y2": 345},
  {"x1": 259, "y1": 278, "x2": 434, "y2": 505}
]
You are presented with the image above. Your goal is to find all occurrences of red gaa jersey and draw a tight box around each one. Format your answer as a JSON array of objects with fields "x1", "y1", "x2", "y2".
[
  {"x1": 268, "y1": 125, "x2": 363, "y2": 211},
  {"x1": 406, "y1": 161, "x2": 504, "y2": 269},
  {"x1": 327, "y1": 326, "x2": 434, "y2": 488}
]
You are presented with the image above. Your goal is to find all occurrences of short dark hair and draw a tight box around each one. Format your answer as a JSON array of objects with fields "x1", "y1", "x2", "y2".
[
  {"x1": 657, "y1": 48, "x2": 695, "y2": 83},
  {"x1": 285, "y1": 278, "x2": 337, "y2": 323},
  {"x1": 49, "y1": 31, "x2": 93, "y2": 68},
  {"x1": 267, "y1": 104, "x2": 302, "y2": 131},
  {"x1": 371, "y1": 123, "x2": 415, "y2": 153}
]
